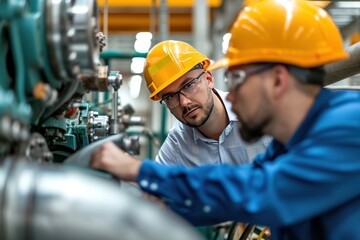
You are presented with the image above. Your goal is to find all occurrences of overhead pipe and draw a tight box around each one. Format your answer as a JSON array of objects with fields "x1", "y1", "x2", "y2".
[
  {"x1": 325, "y1": 42, "x2": 360, "y2": 85},
  {"x1": 0, "y1": 157, "x2": 204, "y2": 240}
]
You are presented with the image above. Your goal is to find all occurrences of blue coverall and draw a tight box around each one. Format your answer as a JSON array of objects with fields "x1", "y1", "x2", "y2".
[{"x1": 137, "y1": 89, "x2": 360, "y2": 240}]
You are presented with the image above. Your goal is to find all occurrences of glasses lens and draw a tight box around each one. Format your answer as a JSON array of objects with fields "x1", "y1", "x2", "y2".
[
  {"x1": 225, "y1": 70, "x2": 246, "y2": 90},
  {"x1": 166, "y1": 96, "x2": 177, "y2": 108},
  {"x1": 181, "y1": 72, "x2": 203, "y2": 96},
  {"x1": 160, "y1": 94, "x2": 176, "y2": 108},
  {"x1": 225, "y1": 64, "x2": 275, "y2": 91},
  {"x1": 160, "y1": 71, "x2": 205, "y2": 109}
]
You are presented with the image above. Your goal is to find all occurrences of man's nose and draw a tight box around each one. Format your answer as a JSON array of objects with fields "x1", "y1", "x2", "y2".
[
  {"x1": 226, "y1": 92, "x2": 234, "y2": 102},
  {"x1": 178, "y1": 92, "x2": 192, "y2": 106}
]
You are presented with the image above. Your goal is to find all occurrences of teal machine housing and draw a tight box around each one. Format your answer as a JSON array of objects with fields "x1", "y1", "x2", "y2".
[
  {"x1": 0, "y1": 0, "x2": 142, "y2": 163},
  {"x1": 0, "y1": 0, "x2": 101, "y2": 159}
]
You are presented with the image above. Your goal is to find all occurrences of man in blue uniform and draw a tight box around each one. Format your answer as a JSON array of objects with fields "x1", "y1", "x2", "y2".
[{"x1": 90, "y1": 0, "x2": 360, "y2": 239}]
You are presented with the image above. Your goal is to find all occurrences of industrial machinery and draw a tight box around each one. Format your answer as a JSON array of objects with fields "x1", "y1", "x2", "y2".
[{"x1": 0, "y1": 0, "x2": 203, "y2": 239}]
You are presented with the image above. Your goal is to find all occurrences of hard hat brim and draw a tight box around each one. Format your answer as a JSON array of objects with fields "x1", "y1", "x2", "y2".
[
  {"x1": 208, "y1": 51, "x2": 349, "y2": 71},
  {"x1": 208, "y1": 58, "x2": 229, "y2": 71}
]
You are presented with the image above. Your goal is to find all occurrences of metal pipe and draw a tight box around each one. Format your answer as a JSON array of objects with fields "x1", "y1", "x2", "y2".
[
  {"x1": 64, "y1": 134, "x2": 125, "y2": 167},
  {"x1": 325, "y1": 42, "x2": 360, "y2": 85},
  {"x1": 193, "y1": 0, "x2": 210, "y2": 55},
  {"x1": 150, "y1": 0, "x2": 156, "y2": 42},
  {"x1": 159, "y1": 0, "x2": 168, "y2": 41},
  {"x1": 0, "y1": 157, "x2": 204, "y2": 240},
  {"x1": 109, "y1": 90, "x2": 120, "y2": 135},
  {"x1": 103, "y1": 0, "x2": 108, "y2": 49},
  {"x1": 111, "y1": 90, "x2": 118, "y2": 124}
]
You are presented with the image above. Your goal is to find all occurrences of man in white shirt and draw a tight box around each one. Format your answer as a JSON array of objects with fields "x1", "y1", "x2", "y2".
[{"x1": 143, "y1": 40, "x2": 270, "y2": 166}]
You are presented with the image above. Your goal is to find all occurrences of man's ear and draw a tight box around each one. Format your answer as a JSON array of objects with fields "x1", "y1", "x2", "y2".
[
  {"x1": 206, "y1": 71, "x2": 215, "y2": 88},
  {"x1": 271, "y1": 65, "x2": 290, "y2": 99}
]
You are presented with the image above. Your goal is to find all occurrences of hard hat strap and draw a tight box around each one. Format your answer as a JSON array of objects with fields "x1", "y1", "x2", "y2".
[{"x1": 286, "y1": 65, "x2": 325, "y2": 86}]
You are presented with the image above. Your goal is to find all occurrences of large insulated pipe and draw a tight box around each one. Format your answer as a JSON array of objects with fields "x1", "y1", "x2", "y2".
[
  {"x1": 0, "y1": 158, "x2": 204, "y2": 240},
  {"x1": 325, "y1": 42, "x2": 360, "y2": 85},
  {"x1": 64, "y1": 133, "x2": 140, "y2": 167}
]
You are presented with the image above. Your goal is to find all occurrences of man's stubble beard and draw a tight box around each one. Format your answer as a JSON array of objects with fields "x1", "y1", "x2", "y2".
[
  {"x1": 185, "y1": 98, "x2": 214, "y2": 128},
  {"x1": 184, "y1": 88, "x2": 215, "y2": 128},
  {"x1": 237, "y1": 116, "x2": 270, "y2": 143}
]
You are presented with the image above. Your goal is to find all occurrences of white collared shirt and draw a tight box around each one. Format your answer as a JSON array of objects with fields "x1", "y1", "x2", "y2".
[{"x1": 155, "y1": 89, "x2": 271, "y2": 167}]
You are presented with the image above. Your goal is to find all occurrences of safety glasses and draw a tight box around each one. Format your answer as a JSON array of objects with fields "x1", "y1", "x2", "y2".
[
  {"x1": 160, "y1": 71, "x2": 205, "y2": 109},
  {"x1": 225, "y1": 64, "x2": 275, "y2": 91}
]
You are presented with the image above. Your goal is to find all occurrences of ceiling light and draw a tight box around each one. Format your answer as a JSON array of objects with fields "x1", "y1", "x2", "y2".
[
  {"x1": 136, "y1": 32, "x2": 153, "y2": 40},
  {"x1": 130, "y1": 75, "x2": 142, "y2": 99},
  {"x1": 131, "y1": 57, "x2": 146, "y2": 74},
  {"x1": 329, "y1": 8, "x2": 360, "y2": 15},
  {"x1": 336, "y1": 2, "x2": 360, "y2": 8}
]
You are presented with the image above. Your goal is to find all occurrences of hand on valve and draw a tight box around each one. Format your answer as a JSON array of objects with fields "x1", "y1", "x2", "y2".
[{"x1": 90, "y1": 142, "x2": 141, "y2": 182}]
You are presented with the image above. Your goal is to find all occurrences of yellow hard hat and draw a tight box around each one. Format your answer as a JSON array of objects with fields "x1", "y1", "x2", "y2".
[
  {"x1": 209, "y1": 0, "x2": 349, "y2": 70},
  {"x1": 242, "y1": 0, "x2": 261, "y2": 7},
  {"x1": 144, "y1": 40, "x2": 210, "y2": 101},
  {"x1": 350, "y1": 32, "x2": 360, "y2": 45}
]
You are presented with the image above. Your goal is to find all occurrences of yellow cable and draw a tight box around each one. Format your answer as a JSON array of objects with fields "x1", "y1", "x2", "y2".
[{"x1": 257, "y1": 226, "x2": 270, "y2": 240}]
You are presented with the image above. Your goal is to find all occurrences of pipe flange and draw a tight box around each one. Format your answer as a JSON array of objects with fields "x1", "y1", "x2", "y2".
[
  {"x1": 69, "y1": 0, "x2": 101, "y2": 76},
  {"x1": 46, "y1": 0, "x2": 79, "y2": 81},
  {"x1": 46, "y1": 0, "x2": 101, "y2": 82},
  {"x1": 88, "y1": 110, "x2": 109, "y2": 142}
]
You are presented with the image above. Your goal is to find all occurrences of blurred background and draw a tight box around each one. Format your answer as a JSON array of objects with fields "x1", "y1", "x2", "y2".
[{"x1": 1, "y1": 1, "x2": 360, "y2": 240}]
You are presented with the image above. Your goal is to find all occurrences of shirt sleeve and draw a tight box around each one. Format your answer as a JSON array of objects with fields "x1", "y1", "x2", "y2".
[
  {"x1": 155, "y1": 131, "x2": 180, "y2": 165},
  {"x1": 137, "y1": 128, "x2": 360, "y2": 227}
]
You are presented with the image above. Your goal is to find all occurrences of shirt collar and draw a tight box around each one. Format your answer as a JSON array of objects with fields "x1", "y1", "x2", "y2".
[
  {"x1": 286, "y1": 88, "x2": 330, "y2": 149},
  {"x1": 216, "y1": 89, "x2": 238, "y2": 122}
]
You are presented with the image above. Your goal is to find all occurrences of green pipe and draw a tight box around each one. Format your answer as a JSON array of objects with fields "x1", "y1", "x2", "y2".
[
  {"x1": 103, "y1": 59, "x2": 110, "y2": 102},
  {"x1": 92, "y1": 92, "x2": 99, "y2": 105},
  {"x1": 99, "y1": 50, "x2": 159, "y2": 157},
  {"x1": 100, "y1": 50, "x2": 147, "y2": 61},
  {"x1": 126, "y1": 130, "x2": 160, "y2": 159},
  {"x1": 160, "y1": 105, "x2": 167, "y2": 143}
]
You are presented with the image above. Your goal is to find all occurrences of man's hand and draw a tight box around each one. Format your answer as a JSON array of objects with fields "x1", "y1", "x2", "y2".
[{"x1": 90, "y1": 142, "x2": 142, "y2": 182}]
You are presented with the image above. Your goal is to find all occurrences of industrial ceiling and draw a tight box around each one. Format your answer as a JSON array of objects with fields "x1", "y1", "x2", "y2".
[
  {"x1": 97, "y1": 0, "x2": 360, "y2": 85},
  {"x1": 97, "y1": 1, "x2": 360, "y2": 38},
  {"x1": 97, "y1": 0, "x2": 222, "y2": 33}
]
